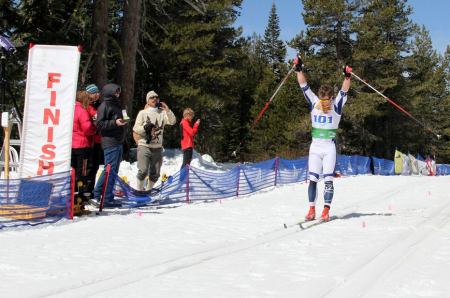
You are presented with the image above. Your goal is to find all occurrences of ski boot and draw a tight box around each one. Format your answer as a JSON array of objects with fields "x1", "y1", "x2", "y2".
[
  {"x1": 320, "y1": 206, "x2": 330, "y2": 222},
  {"x1": 305, "y1": 206, "x2": 316, "y2": 221}
]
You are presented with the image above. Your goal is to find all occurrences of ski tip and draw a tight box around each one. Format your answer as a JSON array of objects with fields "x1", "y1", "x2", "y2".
[
  {"x1": 283, "y1": 223, "x2": 287, "y2": 228},
  {"x1": 299, "y1": 223, "x2": 305, "y2": 230}
]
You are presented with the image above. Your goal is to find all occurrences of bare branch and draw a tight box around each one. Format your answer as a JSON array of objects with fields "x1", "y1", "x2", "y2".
[
  {"x1": 183, "y1": 0, "x2": 206, "y2": 15},
  {"x1": 80, "y1": 38, "x2": 98, "y2": 87},
  {"x1": 136, "y1": 46, "x2": 149, "y2": 69},
  {"x1": 62, "y1": 0, "x2": 90, "y2": 36}
]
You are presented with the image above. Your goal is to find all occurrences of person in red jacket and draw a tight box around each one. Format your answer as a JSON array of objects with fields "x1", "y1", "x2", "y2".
[
  {"x1": 72, "y1": 90, "x2": 96, "y2": 181},
  {"x1": 180, "y1": 108, "x2": 200, "y2": 169}
]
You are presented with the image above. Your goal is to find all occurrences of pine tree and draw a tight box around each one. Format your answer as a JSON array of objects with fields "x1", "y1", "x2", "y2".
[
  {"x1": 287, "y1": 0, "x2": 357, "y2": 156},
  {"x1": 402, "y1": 25, "x2": 444, "y2": 157},
  {"x1": 437, "y1": 46, "x2": 450, "y2": 163},
  {"x1": 262, "y1": 3, "x2": 287, "y2": 78},
  {"x1": 300, "y1": 0, "x2": 356, "y2": 81},
  {"x1": 345, "y1": 0, "x2": 414, "y2": 159},
  {"x1": 133, "y1": 0, "x2": 245, "y2": 161},
  {"x1": 245, "y1": 3, "x2": 293, "y2": 161}
]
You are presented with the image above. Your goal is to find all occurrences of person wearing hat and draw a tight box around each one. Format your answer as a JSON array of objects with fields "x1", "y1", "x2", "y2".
[
  {"x1": 89, "y1": 83, "x2": 127, "y2": 208},
  {"x1": 133, "y1": 91, "x2": 176, "y2": 191},
  {"x1": 85, "y1": 84, "x2": 104, "y2": 196}
]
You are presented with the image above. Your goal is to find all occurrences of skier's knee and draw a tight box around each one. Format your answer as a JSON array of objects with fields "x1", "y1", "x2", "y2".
[
  {"x1": 309, "y1": 173, "x2": 319, "y2": 183},
  {"x1": 324, "y1": 175, "x2": 334, "y2": 183}
]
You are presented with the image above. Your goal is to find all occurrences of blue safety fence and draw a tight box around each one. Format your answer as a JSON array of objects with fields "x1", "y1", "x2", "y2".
[
  {"x1": 0, "y1": 171, "x2": 72, "y2": 229},
  {"x1": 111, "y1": 156, "x2": 324, "y2": 205},
  {"x1": 437, "y1": 164, "x2": 450, "y2": 175},
  {"x1": 110, "y1": 157, "x2": 309, "y2": 205},
  {"x1": 276, "y1": 157, "x2": 308, "y2": 185},
  {"x1": 336, "y1": 155, "x2": 372, "y2": 176},
  {"x1": 372, "y1": 156, "x2": 395, "y2": 175}
]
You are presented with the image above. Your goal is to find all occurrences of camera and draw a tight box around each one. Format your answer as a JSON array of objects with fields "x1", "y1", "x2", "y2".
[
  {"x1": 155, "y1": 102, "x2": 162, "y2": 109},
  {"x1": 0, "y1": 36, "x2": 17, "y2": 54}
]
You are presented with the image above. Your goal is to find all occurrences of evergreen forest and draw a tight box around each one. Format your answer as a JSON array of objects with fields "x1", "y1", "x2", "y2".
[{"x1": 1, "y1": 0, "x2": 450, "y2": 163}]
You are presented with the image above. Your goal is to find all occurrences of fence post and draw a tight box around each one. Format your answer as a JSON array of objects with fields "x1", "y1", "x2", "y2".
[
  {"x1": 274, "y1": 156, "x2": 278, "y2": 187},
  {"x1": 236, "y1": 164, "x2": 241, "y2": 197},
  {"x1": 69, "y1": 168, "x2": 75, "y2": 220},
  {"x1": 186, "y1": 165, "x2": 190, "y2": 204},
  {"x1": 99, "y1": 164, "x2": 111, "y2": 212}
]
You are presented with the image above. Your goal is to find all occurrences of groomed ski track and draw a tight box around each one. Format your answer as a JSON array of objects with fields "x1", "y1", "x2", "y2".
[{"x1": 2, "y1": 175, "x2": 450, "y2": 298}]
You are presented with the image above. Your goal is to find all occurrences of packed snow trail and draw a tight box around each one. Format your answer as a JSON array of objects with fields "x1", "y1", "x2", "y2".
[
  {"x1": 300, "y1": 193, "x2": 450, "y2": 298},
  {"x1": 1, "y1": 175, "x2": 450, "y2": 298}
]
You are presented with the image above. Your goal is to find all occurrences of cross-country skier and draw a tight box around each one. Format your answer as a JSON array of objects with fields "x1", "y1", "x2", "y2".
[{"x1": 293, "y1": 56, "x2": 352, "y2": 222}]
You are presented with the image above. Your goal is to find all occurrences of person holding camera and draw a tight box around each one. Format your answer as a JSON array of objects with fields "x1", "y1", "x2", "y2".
[
  {"x1": 133, "y1": 91, "x2": 176, "y2": 191},
  {"x1": 89, "y1": 83, "x2": 127, "y2": 208},
  {"x1": 180, "y1": 108, "x2": 200, "y2": 169}
]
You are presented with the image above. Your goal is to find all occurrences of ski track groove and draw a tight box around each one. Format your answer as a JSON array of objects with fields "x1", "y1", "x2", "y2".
[
  {"x1": 40, "y1": 223, "x2": 303, "y2": 298},
  {"x1": 39, "y1": 177, "x2": 440, "y2": 298},
  {"x1": 317, "y1": 202, "x2": 450, "y2": 298},
  {"x1": 311, "y1": 179, "x2": 450, "y2": 298}
]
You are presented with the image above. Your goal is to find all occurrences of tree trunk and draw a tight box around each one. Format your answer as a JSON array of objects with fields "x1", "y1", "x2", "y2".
[
  {"x1": 92, "y1": 0, "x2": 109, "y2": 91},
  {"x1": 117, "y1": 0, "x2": 142, "y2": 118}
]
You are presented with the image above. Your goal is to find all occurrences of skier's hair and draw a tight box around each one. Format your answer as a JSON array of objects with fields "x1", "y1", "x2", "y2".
[{"x1": 318, "y1": 85, "x2": 333, "y2": 99}]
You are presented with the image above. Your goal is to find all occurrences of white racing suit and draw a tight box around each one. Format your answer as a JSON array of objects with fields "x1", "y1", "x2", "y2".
[{"x1": 300, "y1": 83, "x2": 348, "y2": 207}]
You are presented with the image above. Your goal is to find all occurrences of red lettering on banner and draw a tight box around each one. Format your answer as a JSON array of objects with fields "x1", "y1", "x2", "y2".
[
  {"x1": 37, "y1": 72, "x2": 62, "y2": 176},
  {"x1": 43, "y1": 108, "x2": 60, "y2": 125},
  {"x1": 40, "y1": 144, "x2": 56, "y2": 160},
  {"x1": 47, "y1": 127, "x2": 54, "y2": 143},
  {"x1": 37, "y1": 160, "x2": 55, "y2": 175},
  {"x1": 50, "y1": 91, "x2": 57, "y2": 106},
  {"x1": 47, "y1": 73, "x2": 61, "y2": 88}
]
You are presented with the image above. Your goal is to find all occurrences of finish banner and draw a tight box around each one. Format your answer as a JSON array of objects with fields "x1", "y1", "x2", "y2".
[{"x1": 19, "y1": 45, "x2": 81, "y2": 178}]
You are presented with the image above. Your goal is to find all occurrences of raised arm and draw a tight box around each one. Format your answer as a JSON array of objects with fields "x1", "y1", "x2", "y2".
[
  {"x1": 342, "y1": 66, "x2": 353, "y2": 92},
  {"x1": 294, "y1": 55, "x2": 307, "y2": 85}
]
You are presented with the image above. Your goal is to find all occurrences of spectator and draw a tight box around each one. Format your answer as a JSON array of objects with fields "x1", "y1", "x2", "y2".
[
  {"x1": 89, "y1": 84, "x2": 127, "y2": 208},
  {"x1": 179, "y1": 108, "x2": 200, "y2": 169},
  {"x1": 85, "y1": 84, "x2": 104, "y2": 195},
  {"x1": 71, "y1": 90, "x2": 96, "y2": 189},
  {"x1": 133, "y1": 91, "x2": 176, "y2": 190},
  {"x1": 133, "y1": 102, "x2": 149, "y2": 145}
]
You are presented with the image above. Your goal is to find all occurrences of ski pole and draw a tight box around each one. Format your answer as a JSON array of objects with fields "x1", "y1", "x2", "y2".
[
  {"x1": 350, "y1": 71, "x2": 441, "y2": 139},
  {"x1": 232, "y1": 64, "x2": 296, "y2": 156}
]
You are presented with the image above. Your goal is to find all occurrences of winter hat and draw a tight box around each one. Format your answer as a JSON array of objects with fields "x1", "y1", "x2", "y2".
[
  {"x1": 86, "y1": 84, "x2": 100, "y2": 94},
  {"x1": 146, "y1": 91, "x2": 159, "y2": 101}
]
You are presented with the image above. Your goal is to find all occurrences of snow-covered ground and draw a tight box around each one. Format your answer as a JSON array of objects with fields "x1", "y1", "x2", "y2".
[{"x1": 1, "y1": 150, "x2": 450, "y2": 298}]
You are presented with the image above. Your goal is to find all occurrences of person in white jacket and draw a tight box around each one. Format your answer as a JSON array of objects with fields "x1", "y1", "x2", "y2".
[
  {"x1": 133, "y1": 91, "x2": 176, "y2": 190},
  {"x1": 294, "y1": 56, "x2": 352, "y2": 222}
]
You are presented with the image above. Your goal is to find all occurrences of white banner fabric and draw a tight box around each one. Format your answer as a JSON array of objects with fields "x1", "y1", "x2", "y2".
[{"x1": 19, "y1": 45, "x2": 81, "y2": 178}]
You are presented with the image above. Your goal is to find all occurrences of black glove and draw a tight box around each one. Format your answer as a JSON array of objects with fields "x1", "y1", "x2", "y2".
[
  {"x1": 144, "y1": 123, "x2": 155, "y2": 136},
  {"x1": 294, "y1": 55, "x2": 303, "y2": 72},
  {"x1": 343, "y1": 65, "x2": 353, "y2": 78}
]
